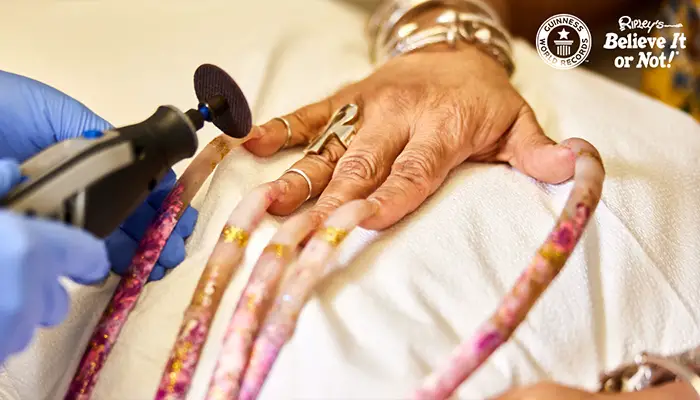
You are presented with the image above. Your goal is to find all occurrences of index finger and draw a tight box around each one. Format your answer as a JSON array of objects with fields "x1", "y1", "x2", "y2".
[
  {"x1": 24, "y1": 216, "x2": 110, "y2": 284},
  {"x1": 244, "y1": 86, "x2": 358, "y2": 156}
]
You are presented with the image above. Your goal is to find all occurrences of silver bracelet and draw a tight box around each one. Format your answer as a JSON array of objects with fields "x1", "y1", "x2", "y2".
[
  {"x1": 599, "y1": 351, "x2": 700, "y2": 398},
  {"x1": 378, "y1": 8, "x2": 514, "y2": 75},
  {"x1": 367, "y1": 0, "x2": 500, "y2": 62},
  {"x1": 383, "y1": 11, "x2": 508, "y2": 54}
]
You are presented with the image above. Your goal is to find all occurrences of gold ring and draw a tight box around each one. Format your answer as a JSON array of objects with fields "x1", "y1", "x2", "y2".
[
  {"x1": 274, "y1": 117, "x2": 293, "y2": 149},
  {"x1": 285, "y1": 168, "x2": 313, "y2": 201},
  {"x1": 315, "y1": 227, "x2": 349, "y2": 247},
  {"x1": 221, "y1": 225, "x2": 250, "y2": 247}
]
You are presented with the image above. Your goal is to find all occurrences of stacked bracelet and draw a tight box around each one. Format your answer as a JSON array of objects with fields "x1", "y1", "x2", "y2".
[
  {"x1": 367, "y1": 0, "x2": 514, "y2": 76},
  {"x1": 599, "y1": 348, "x2": 700, "y2": 398}
]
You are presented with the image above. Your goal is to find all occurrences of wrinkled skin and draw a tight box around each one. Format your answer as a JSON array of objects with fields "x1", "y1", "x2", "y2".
[{"x1": 244, "y1": 44, "x2": 575, "y2": 230}]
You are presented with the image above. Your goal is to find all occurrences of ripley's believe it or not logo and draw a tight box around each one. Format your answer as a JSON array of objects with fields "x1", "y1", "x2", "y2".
[{"x1": 536, "y1": 14, "x2": 592, "y2": 70}]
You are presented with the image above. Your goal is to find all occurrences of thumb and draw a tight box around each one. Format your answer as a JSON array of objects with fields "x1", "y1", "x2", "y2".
[
  {"x1": 0, "y1": 159, "x2": 21, "y2": 196},
  {"x1": 501, "y1": 106, "x2": 575, "y2": 184}
]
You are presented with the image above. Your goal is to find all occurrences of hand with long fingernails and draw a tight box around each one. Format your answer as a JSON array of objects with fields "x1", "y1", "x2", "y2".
[{"x1": 243, "y1": 43, "x2": 576, "y2": 230}]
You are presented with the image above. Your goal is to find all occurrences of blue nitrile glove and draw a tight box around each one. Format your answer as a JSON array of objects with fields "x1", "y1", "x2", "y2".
[
  {"x1": 0, "y1": 159, "x2": 110, "y2": 363},
  {"x1": 0, "y1": 70, "x2": 198, "y2": 281}
]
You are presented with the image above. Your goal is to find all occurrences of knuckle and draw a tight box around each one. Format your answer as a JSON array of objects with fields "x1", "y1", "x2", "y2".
[
  {"x1": 419, "y1": 102, "x2": 467, "y2": 150},
  {"x1": 392, "y1": 153, "x2": 436, "y2": 197},
  {"x1": 307, "y1": 209, "x2": 329, "y2": 225},
  {"x1": 323, "y1": 140, "x2": 347, "y2": 164},
  {"x1": 314, "y1": 195, "x2": 344, "y2": 214},
  {"x1": 335, "y1": 150, "x2": 380, "y2": 182},
  {"x1": 289, "y1": 108, "x2": 315, "y2": 135},
  {"x1": 309, "y1": 149, "x2": 338, "y2": 171},
  {"x1": 372, "y1": 83, "x2": 425, "y2": 115}
]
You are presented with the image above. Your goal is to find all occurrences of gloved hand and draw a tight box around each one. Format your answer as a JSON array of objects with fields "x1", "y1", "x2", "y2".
[
  {"x1": 0, "y1": 70, "x2": 198, "y2": 281},
  {"x1": 0, "y1": 159, "x2": 110, "y2": 363}
]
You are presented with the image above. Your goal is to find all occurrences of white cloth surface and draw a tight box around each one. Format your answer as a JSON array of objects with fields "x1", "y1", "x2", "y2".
[{"x1": 1, "y1": 1, "x2": 700, "y2": 399}]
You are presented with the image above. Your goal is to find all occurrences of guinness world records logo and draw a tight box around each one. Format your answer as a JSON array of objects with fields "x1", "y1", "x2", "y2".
[{"x1": 537, "y1": 14, "x2": 592, "y2": 70}]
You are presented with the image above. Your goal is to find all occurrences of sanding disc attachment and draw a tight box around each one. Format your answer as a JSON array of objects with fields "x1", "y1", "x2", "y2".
[{"x1": 194, "y1": 64, "x2": 252, "y2": 138}]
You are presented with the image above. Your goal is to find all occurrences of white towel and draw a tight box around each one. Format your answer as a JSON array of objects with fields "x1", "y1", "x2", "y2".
[{"x1": 1, "y1": 1, "x2": 699, "y2": 399}]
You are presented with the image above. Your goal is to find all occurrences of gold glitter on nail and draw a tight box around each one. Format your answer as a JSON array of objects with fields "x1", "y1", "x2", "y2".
[
  {"x1": 193, "y1": 279, "x2": 217, "y2": 307},
  {"x1": 221, "y1": 225, "x2": 249, "y2": 247},
  {"x1": 212, "y1": 137, "x2": 231, "y2": 160},
  {"x1": 168, "y1": 341, "x2": 192, "y2": 392},
  {"x1": 315, "y1": 227, "x2": 348, "y2": 247},
  {"x1": 264, "y1": 243, "x2": 292, "y2": 259},
  {"x1": 245, "y1": 292, "x2": 258, "y2": 310},
  {"x1": 538, "y1": 244, "x2": 568, "y2": 268}
]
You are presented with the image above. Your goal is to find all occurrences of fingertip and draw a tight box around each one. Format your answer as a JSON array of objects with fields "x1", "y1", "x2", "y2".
[
  {"x1": 358, "y1": 214, "x2": 394, "y2": 231},
  {"x1": 368, "y1": 198, "x2": 381, "y2": 214},
  {"x1": 156, "y1": 169, "x2": 177, "y2": 190},
  {"x1": 175, "y1": 206, "x2": 198, "y2": 238},
  {"x1": 243, "y1": 119, "x2": 292, "y2": 156},
  {"x1": 533, "y1": 144, "x2": 576, "y2": 184},
  {"x1": 245, "y1": 126, "x2": 265, "y2": 141},
  {"x1": 146, "y1": 189, "x2": 171, "y2": 210},
  {"x1": 39, "y1": 283, "x2": 70, "y2": 327},
  {"x1": 158, "y1": 235, "x2": 185, "y2": 268},
  {"x1": 242, "y1": 136, "x2": 279, "y2": 157},
  {"x1": 67, "y1": 238, "x2": 110, "y2": 285},
  {"x1": 104, "y1": 229, "x2": 137, "y2": 276},
  {"x1": 5, "y1": 322, "x2": 34, "y2": 357},
  {"x1": 358, "y1": 197, "x2": 396, "y2": 231},
  {"x1": 0, "y1": 159, "x2": 21, "y2": 196},
  {"x1": 28, "y1": 216, "x2": 111, "y2": 284},
  {"x1": 268, "y1": 177, "x2": 306, "y2": 216},
  {"x1": 120, "y1": 200, "x2": 157, "y2": 241},
  {"x1": 148, "y1": 265, "x2": 166, "y2": 282}
]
